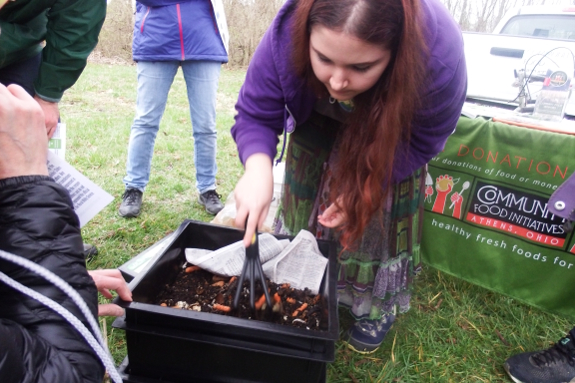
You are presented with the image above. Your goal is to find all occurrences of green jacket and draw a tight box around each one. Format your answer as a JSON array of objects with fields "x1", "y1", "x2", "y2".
[{"x1": 0, "y1": 0, "x2": 106, "y2": 102}]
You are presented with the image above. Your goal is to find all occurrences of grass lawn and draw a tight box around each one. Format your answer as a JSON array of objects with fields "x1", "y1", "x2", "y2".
[{"x1": 61, "y1": 62, "x2": 572, "y2": 382}]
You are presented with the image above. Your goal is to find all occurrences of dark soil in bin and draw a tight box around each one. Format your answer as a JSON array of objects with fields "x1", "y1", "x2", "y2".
[{"x1": 153, "y1": 262, "x2": 328, "y2": 331}]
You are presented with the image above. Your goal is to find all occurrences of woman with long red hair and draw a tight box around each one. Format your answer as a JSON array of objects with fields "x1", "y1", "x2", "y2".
[{"x1": 232, "y1": 0, "x2": 466, "y2": 353}]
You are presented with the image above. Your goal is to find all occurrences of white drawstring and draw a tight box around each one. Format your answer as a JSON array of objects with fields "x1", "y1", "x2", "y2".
[{"x1": 0, "y1": 249, "x2": 122, "y2": 383}]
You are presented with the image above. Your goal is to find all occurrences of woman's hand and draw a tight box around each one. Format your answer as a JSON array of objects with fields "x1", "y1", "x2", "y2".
[
  {"x1": 234, "y1": 153, "x2": 274, "y2": 247},
  {"x1": 0, "y1": 84, "x2": 48, "y2": 180},
  {"x1": 34, "y1": 95, "x2": 59, "y2": 138},
  {"x1": 318, "y1": 196, "x2": 347, "y2": 228},
  {"x1": 88, "y1": 269, "x2": 132, "y2": 317}
]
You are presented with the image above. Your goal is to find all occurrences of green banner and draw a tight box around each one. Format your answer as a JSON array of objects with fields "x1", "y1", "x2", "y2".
[{"x1": 422, "y1": 116, "x2": 575, "y2": 319}]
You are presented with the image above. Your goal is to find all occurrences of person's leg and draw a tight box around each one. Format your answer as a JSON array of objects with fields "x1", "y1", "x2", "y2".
[
  {"x1": 181, "y1": 60, "x2": 223, "y2": 214},
  {"x1": 275, "y1": 111, "x2": 424, "y2": 353},
  {"x1": 335, "y1": 167, "x2": 425, "y2": 353},
  {"x1": 120, "y1": 61, "x2": 178, "y2": 217},
  {"x1": 0, "y1": 53, "x2": 42, "y2": 96},
  {"x1": 504, "y1": 326, "x2": 575, "y2": 383}
]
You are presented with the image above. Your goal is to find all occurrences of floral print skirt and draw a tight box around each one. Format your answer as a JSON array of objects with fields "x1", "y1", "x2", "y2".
[{"x1": 273, "y1": 111, "x2": 426, "y2": 320}]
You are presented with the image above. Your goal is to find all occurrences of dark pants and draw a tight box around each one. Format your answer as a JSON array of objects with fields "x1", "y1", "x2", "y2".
[{"x1": 0, "y1": 53, "x2": 42, "y2": 96}]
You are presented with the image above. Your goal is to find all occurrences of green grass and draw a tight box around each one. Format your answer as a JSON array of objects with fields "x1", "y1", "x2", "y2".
[{"x1": 61, "y1": 62, "x2": 571, "y2": 382}]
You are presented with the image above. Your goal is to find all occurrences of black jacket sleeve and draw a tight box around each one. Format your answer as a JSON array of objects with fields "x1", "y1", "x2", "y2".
[{"x1": 0, "y1": 175, "x2": 105, "y2": 383}]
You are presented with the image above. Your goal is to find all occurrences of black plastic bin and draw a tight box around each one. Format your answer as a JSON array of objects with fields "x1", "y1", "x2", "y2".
[
  {"x1": 113, "y1": 220, "x2": 338, "y2": 383},
  {"x1": 116, "y1": 356, "x2": 326, "y2": 383}
]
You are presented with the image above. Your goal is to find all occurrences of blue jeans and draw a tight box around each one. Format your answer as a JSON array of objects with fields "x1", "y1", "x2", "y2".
[{"x1": 123, "y1": 60, "x2": 221, "y2": 194}]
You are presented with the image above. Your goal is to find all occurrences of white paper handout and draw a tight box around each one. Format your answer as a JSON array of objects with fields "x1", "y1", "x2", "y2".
[
  {"x1": 47, "y1": 151, "x2": 114, "y2": 227},
  {"x1": 185, "y1": 230, "x2": 329, "y2": 294},
  {"x1": 185, "y1": 233, "x2": 290, "y2": 276}
]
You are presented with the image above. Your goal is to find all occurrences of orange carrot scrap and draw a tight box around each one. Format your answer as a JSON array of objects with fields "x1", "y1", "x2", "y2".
[
  {"x1": 286, "y1": 297, "x2": 296, "y2": 304},
  {"x1": 185, "y1": 265, "x2": 201, "y2": 273},
  {"x1": 292, "y1": 302, "x2": 308, "y2": 317},
  {"x1": 213, "y1": 303, "x2": 232, "y2": 312},
  {"x1": 229, "y1": 276, "x2": 237, "y2": 284},
  {"x1": 211, "y1": 280, "x2": 225, "y2": 287},
  {"x1": 160, "y1": 303, "x2": 167, "y2": 307},
  {"x1": 255, "y1": 294, "x2": 267, "y2": 310},
  {"x1": 273, "y1": 293, "x2": 281, "y2": 304}
]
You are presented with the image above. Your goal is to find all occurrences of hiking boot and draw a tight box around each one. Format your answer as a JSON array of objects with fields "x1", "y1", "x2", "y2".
[
  {"x1": 342, "y1": 313, "x2": 395, "y2": 354},
  {"x1": 119, "y1": 188, "x2": 143, "y2": 218},
  {"x1": 504, "y1": 328, "x2": 575, "y2": 383},
  {"x1": 198, "y1": 190, "x2": 224, "y2": 215},
  {"x1": 82, "y1": 243, "x2": 98, "y2": 261}
]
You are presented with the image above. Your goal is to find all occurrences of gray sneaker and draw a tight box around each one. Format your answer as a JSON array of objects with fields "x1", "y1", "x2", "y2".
[
  {"x1": 119, "y1": 188, "x2": 143, "y2": 218},
  {"x1": 504, "y1": 328, "x2": 575, "y2": 383},
  {"x1": 198, "y1": 190, "x2": 224, "y2": 215},
  {"x1": 82, "y1": 243, "x2": 98, "y2": 261}
]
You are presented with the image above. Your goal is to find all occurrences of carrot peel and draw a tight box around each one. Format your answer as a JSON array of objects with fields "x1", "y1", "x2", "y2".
[
  {"x1": 292, "y1": 302, "x2": 308, "y2": 317},
  {"x1": 255, "y1": 294, "x2": 267, "y2": 310},
  {"x1": 213, "y1": 303, "x2": 232, "y2": 312},
  {"x1": 185, "y1": 265, "x2": 201, "y2": 273},
  {"x1": 273, "y1": 293, "x2": 281, "y2": 304}
]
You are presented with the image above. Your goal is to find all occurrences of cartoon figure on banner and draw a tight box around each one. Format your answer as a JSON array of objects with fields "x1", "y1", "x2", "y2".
[
  {"x1": 449, "y1": 180, "x2": 470, "y2": 219},
  {"x1": 425, "y1": 172, "x2": 434, "y2": 203},
  {"x1": 429, "y1": 173, "x2": 468, "y2": 219},
  {"x1": 431, "y1": 174, "x2": 456, "y2": 214}
]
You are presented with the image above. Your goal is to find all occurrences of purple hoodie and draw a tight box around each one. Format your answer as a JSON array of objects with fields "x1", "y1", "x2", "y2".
[{"x1": 231, "y1": 0, "x2": 467, "y2": 183}]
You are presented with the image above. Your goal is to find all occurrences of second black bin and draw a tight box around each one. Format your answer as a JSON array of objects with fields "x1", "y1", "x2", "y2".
[{"x1": 113, "y1": 220, "x2": 339, "y2": 383}]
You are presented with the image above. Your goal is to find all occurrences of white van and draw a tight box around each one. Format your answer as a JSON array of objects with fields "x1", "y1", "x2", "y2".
[
  {"x1": 463, "y1": 6, "x2": 575, "y2": 119},
  {"x1": 493, "y1": 6, "x2": 575, "y2": 39}
]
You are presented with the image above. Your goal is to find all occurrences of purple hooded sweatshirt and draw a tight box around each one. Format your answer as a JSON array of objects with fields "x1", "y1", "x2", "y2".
[{"x1": 231, "y1": 0, "x2": 467, "y2": 183}]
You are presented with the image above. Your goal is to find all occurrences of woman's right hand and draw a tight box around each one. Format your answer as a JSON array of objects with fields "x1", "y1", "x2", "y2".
[{"x1": 234, "y1": 153, "x2": 274, "y2": 247}]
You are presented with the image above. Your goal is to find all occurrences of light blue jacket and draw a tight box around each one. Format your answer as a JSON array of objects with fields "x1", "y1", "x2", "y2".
[{"x1": 133, "y1": 0, "x2": 228, "y2": 63}]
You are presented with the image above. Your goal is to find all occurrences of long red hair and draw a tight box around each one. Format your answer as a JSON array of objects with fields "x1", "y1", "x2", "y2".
[{"x1": 291, "y1": 0, "x2": 428, "y2": 250}]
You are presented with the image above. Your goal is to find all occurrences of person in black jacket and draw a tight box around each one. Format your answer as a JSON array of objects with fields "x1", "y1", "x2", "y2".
[{"x1": 0, "y1": 83, "x2": 130, "y2": 381}]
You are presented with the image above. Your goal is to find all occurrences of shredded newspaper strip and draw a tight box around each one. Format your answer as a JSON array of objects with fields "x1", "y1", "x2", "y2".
[{"x1": 185, "y1": 230, "x2": 328, "y2": 294}]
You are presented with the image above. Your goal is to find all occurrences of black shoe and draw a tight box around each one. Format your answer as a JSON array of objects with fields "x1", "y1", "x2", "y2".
[
  {"x1": 119, "y1": 188, "x2": 143, "y2": 218},
  {"x1": 198, "y1": 190, "x2": 224, "y2": 215},
  {"x1": 504, "y1": 328, "x2": 575, "y2": 383},
  {"x1": 83, "y1": 243, "x2": 98, "y2": 261}
]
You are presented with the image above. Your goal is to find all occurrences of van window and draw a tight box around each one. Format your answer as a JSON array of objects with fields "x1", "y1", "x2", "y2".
[{"x1": 500, "y1": 15, "x2": 575, "y2": 40}]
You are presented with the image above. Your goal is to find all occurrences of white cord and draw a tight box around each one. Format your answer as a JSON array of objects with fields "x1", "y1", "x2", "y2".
[{"x1": 0, "y1": 249, "x2": 122, "y2": 383}]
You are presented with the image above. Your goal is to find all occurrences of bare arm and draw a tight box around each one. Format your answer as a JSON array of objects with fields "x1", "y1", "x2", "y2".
[{"x1": 234, "y1": 153, "x2": 274, "y2": 247}]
